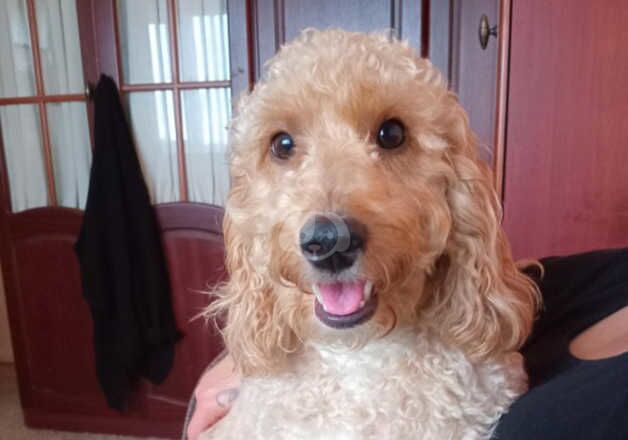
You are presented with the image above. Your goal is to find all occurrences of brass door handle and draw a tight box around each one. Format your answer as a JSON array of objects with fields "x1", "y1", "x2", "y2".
[
  {"x1": 84, "y1": 83, "x2": 95, "y2": 101},
  {"x1": 479, "y1": 14, "x2": 498, "y2": 50}
]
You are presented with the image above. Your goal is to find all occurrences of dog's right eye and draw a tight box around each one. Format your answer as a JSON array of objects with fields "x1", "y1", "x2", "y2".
[
  {"x1": 377, "y1": 119, "x2": 405, "y2": 149},
  {"x1": 270, "y1": 132, "x2": 295, "y2": 160}
]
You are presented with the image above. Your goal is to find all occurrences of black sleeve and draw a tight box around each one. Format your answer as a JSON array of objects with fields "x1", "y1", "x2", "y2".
[{"x1": 493, "y1": 248, "x2": 628, "y2": 440}]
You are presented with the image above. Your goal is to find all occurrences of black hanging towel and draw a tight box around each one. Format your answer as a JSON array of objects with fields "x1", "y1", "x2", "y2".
[{"x1": 75, "y1": 74, "x2": 180, "y2": 410}]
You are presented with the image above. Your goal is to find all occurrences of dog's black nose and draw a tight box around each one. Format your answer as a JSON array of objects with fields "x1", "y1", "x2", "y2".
[{"x1": 299, "y1": 215, "x2": 366, "y2": 273}]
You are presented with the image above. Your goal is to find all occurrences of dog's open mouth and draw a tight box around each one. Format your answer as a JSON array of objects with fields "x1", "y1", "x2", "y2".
[{"x1": 312, "y1": 279, "x2": 378, "y2": 329}]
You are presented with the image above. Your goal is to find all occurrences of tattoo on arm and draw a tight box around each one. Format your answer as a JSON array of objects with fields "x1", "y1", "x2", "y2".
[{"x1": 216, "y1": 388, "x2": 239, "y2": 408}]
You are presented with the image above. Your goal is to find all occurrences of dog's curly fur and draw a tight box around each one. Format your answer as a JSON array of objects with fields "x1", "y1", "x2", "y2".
[{"x1": 202, "y1": 29, "x2": 540, "y2": 439}]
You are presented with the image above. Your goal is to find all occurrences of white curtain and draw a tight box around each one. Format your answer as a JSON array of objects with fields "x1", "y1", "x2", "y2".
[
  {"x1": 118, "y1": 0, "x2": 172, "y2": 84},
  {"x1": 0, "y1": 105, "x2": 49, "y2": 212},
  {"x1": 182, "y1": 88, "x2": 230, "y2": 206},
  {"x1": 37, "y1": 0, "x2": 91, "y2": 209},
  {"x1": 0, "y1": 0, "x2": 91, "y2": 212},
  {"x1": 178, "y1": 0, "x2": 230, "y2": 82},
  {"x1": 127, "y1": 91, "x2": 180, "y2": 203},
  {"x1": 36, "y1": 0, "x2": 84, "y2": 94},
  {"x1": 0, "y1": 0, "x2": 35, "y2": 98},
  {"x1": 0, "y1": 0, "x2": 47, "y2": 211},
  {"x1": 179, "y1": 0, "x2": 231, "y2": 206},
  {"x1": 47, "y1": 102, "x2": 91, "y2": 209},
  {"x1": 119, "y1": 0, "x2": 231, "y2": 206},
  {"x1": 119, "y1": 0, "x2": 179, "y2": 204}
]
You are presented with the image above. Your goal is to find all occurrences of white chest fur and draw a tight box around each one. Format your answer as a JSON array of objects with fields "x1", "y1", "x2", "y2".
[{"x1": 202, "y1": 330, "x2": 526, "y2": 440}]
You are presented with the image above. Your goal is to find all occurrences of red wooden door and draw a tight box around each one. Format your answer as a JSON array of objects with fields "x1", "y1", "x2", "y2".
[
  {"x1": 0, "y1": 0, "x2": 228, "y2": 437},
  {"x1": 0, "y1": 0, "x2": 107, "y2": 428},
  {"x1": 503, "y1": 0, "x2": 628, "y2": 258}
]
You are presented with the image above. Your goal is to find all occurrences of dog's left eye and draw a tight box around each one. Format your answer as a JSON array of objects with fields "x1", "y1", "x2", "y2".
[
  {"x1": 270, "y1": 132, "x2": 295, "y2": 159},
  {"x1": 377, "y1": 119, "x2": 405, "y2": 149}
]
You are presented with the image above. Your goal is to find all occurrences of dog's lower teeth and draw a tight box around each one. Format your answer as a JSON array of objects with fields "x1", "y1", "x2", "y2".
[
  {"x1": 359, "y1": 300, "x2": 365, "y2": 308},
  {"x1": 364, "y1": 280, "x2": 374, "y2": 302}
]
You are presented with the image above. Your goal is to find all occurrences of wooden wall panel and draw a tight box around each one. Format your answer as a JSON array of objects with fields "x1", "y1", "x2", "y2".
[
  {"x1": 427, "y1": 0, "x2": 452, "y2": 77},
  {"x1": 283, "y1": 0, "x2": 393, "y2": 41},
  {"x1": 450, "y1": 0, "x2": 499, "y2": 165},
  {"x1": 245, "y1": 0, "x2": 423, "y2": 82}
]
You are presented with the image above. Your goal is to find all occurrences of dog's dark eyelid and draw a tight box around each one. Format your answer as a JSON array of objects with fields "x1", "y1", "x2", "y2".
[{"x1": 270, "y1": 132, "x2": 295, "y2": 159}]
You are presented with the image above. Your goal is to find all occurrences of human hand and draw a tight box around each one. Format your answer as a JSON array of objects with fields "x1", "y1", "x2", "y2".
[{"x1": 185, "y1": 353, "x2": 241, "y2": 440}]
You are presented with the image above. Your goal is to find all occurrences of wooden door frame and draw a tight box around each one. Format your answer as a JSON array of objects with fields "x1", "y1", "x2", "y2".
[{"x1": 492, "y1": 0, "x2": 510, "y2": 201}]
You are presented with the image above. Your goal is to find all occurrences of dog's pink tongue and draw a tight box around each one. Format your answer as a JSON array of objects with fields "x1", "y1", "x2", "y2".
[{"x1": 317, "y1": 280, "x2": 365, "y2": 316}]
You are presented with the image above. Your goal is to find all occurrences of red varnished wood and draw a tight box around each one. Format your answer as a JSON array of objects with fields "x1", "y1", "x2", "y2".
[
  {"x1": 76, "y1": 0, "x2": 100, "y2": 150},
  {"x1": 120, "y1": 81, "x2": 231, "y2": 92},
  {"x1": 1, "y1": 209, "x2": 113, "y2": 415},
  {"x1": 92, "y1": 0, "x2": 119, "y2": 82},
  {"x1": 503, "y1": 0, "x2": 628, "y2": 258},
  {"x1": 156, "y1": 202, "x2": 224, "y2": 233},
  {"x1": 0, "y1": 94, "x2": 86, "y2": 105},
  {"x1": 492, "y1": 0, "x2": 511, "y2": 199},
  {"x1": 76, "y1": 0, "x2": 99, "y2": 85},
  {"x1": 0, "y1": 0, "x2": 230, "y2": 435},
  {"x1": 3, "y1": 204, "x2": 226, "y2": 439},
  {"x1": 165, "y1": 0, "x2": 188, "y2": 201},
  {"x1": 143, "y1": 203, "x2": 226, "y2": 420}
]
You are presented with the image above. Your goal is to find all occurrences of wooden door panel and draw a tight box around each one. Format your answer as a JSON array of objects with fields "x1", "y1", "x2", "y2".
[
  {"x1": 5, "y1": 208, "x2": 107, "y2": 413},
  {"x1": 503, "y1": 0, "x2": 628, "y2": 258},
  {"x1": 144, "y1": 203, "x2": 226, "y2": 419}
]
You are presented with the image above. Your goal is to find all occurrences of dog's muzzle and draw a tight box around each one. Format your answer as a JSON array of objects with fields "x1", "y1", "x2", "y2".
[{"x1": 300, "y1": 214, "x2": 377, "y2": 328}]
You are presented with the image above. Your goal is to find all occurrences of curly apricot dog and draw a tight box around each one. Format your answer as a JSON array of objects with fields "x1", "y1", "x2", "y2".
[{"x1": 203, "y1": 29, "x2": 539, "y2": 439}]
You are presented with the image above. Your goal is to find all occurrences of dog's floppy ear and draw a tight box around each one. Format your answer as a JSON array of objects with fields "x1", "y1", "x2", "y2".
[
  {"x1": 205, "y1": 87, "x2": 300, "y2": 375},
  {"x1": 428, "y1": 97, "x2": 540, "y2": 360},
  {"x1": 208, "y1": 210, "x2": 297, "y2": 375}
]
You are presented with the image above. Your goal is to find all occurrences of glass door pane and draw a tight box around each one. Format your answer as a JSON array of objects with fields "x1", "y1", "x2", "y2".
[
  {"x1": 177, "y1": 0, "x2": 230, "y2": 82},
  {"x1": 127, "y1": 91, "x2": 179, "y2": 203},
  {"x1": 0, "y1": 0, "x2": 36, "y2": 98},
  {"x1": 181, "y1": 87, "x2": 230, "y2": 205},
  {"x1": 117, "y1": 0, "x2": 173, "y2": 84},
  {"x1": 35, "y1": 0, "x2": 85, "y2": 95},
  {"x1": 46, "y1": 102, "x2": 91, "y2": 209},
  {"x1": 0, "y1": 105, "x2": 48, "y2": 211}
]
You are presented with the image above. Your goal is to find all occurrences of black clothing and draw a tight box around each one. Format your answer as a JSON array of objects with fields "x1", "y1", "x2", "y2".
[
  {"x1": 494, "y1": 248, "x2": 628, "y2": 439},
  {"x1": 75, "y1": 74, "x2": 180, "y2": 410}
]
